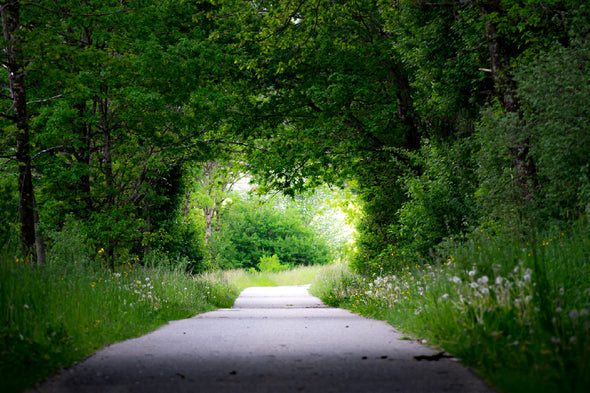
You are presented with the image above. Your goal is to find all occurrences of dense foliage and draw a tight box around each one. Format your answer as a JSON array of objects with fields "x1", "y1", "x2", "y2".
[
  {"x1": 210, "y1": 198, "x2": 331, "y2": 269},
  {"x1": 0, "y1": 0, "x2": 587, "y2": 296}
]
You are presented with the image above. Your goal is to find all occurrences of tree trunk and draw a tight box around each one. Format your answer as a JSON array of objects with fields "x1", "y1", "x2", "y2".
[
  {"x1": 99, "y1": 92, "x2": 115, "y2": 269},
  {"x1": 1, "y1": 1, "x2": 45, "y2": 263},
  {"x1": 203, "y1": 207, "x2": 215, "y2": 246},
  {"x1": 480, "y1": 0, "x2": 537, "y2": 217}
]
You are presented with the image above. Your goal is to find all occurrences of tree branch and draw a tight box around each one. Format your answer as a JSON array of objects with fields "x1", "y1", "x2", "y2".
[
  {"x1": 423, "y1": 0, "x2": 474, "y2": 6},
  {"x1": 27, "y1": 94, "x2": 63, "y2": 105},
  {"x1": 31, "y1": 145, "x2": 64, "y2": 160}
]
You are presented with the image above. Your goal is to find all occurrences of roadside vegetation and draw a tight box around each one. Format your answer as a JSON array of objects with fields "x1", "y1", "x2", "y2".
[
  {"x1": 311, "y1": 224, "x2": 590, "y2": 393},
  {"x1": 0, "y1": 257, "x2": 323, "y2": 393}
]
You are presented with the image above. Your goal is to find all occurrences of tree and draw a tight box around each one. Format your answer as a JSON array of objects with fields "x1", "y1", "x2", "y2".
[
  {"x1": 210, "y1": 198, "x2": 331, "y2": 269},
  {"x1": 1, "y1": 0, "x2": 46, "y2": 264},
  {"x1": 190, "y1": 160, "x2": 245, "y2": 247}
]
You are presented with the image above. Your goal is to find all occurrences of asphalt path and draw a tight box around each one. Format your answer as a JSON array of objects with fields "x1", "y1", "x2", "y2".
[{"x1": 30, "y1": 285, "x2": 495, "y2": 393}]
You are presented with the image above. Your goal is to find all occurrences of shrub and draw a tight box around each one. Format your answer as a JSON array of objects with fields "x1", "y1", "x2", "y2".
[{"x1": 257, "y1": 254, "x2": 289, "y2": 272}]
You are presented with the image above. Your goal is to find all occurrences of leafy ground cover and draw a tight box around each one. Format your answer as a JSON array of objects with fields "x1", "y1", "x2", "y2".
[
  {"x1": 0, "y1": 260, "x2": 322, "y2": 393},
  {"x1": 311, "y1": 227, "x2": 590, "y2": 393}
]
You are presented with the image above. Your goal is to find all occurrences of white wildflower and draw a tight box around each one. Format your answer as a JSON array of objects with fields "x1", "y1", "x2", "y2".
[
  {"x1": 523, "y1": 269, "x2": 532, "y2": 283},
  {"x1": 495, "y1": 276, "x2": 503, "y2": 285},
  {"x1": 568, "y1": 309, "x2": 579, "y2": 319},
  {"x1": 469, "y1": 282, "x2": 479, "y2": 289},
  {"x1": 513, "y1": 298, "x2": 521, "y2": 307},
  {"x1": 555, "y1": 307, "x2": 563, "y2": 313},
  {"x1": 478, "y1": 276, "x2": 489, "y2": 284},
  {"x1": 114, "y1": 273, "x2": 121, "y2": 278},
  {"x1": 551, "y1": 336, "x2": 560, "y2": 344},
  {"x1": 441, "y1": 293, "x2": 450, "y2": 299},
  {"x1": 450, "y1": 276, "x2": 461, "y2": 284},
  {"x1": 580, "y1": 309, "x2": 589, "y2": 316},
  {"x1": 23, "y1": 304, "x2": 29, "y2": 310},
  {"x1": 480, "y1": 287, "x2": 490, "y2": 295},
  {"x1": 468, "y1": 270, "x2": 476, "y2": 277}
]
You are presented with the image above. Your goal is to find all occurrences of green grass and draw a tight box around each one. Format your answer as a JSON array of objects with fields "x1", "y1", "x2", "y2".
[
  {"x1": 205, "y1": 264, "x2": 327, "y2": 291},
  {"x1": 0, "y1": 257, "x2": 237, "y2": 393},
  {"x1": 311, "y1": 227, "x2": 590, "y2": 393},
  {"x1": 0, "y1": 257, "x2": 327, "y2": 393}
]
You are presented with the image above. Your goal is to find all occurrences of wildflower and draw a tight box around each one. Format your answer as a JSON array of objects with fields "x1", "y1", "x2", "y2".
[
  {"x1": 580, "y1": 309, "x2": 589, "y2": 316},
  {"x1": 495, "y1": 276, "x2": 503, "y2": 285},
  {"x1": 23, "y1": 304, "x2": 29, "y2": 310},
  {"x1": 568, "y1": 310, "x2": 579, "y2": 319},
  {"x1": 551, "y1": 336, "x2": 560, "y2": 344},
  {"x1": 441, "y1": 293, "x2": 450, "y2": 299},
  {"x1": 523, "y1": 269, "x2": 532, "y2": 283},
  {"x1": 480, "y1": 288, "x2": 490, "y2": 295},
  {"x1": 478, "y1": 276, "x2": 489, "y2": 284},
  {"x1": 114, "y1": 273, "x2": 121, "y2": 278},
  {"x1": 468, "y1": 270, "x2": 476, "y2": 277},
  {"x1": 469, "y1": 282, "x2": 479, "y2": 289},
  {"x1": 450, "y1": 276, "x2": 461, "y2": 284},
  {"x1": 555, "y1": 307, "x2": 563, "y2": 313},
  {"x1": 513, "y1": 299, "x2": 521, "y2": 307}
]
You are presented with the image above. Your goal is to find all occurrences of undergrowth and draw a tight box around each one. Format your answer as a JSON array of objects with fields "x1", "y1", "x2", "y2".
[
  {"x1": 0, "y1": 258, "x2": 236, "y2": 393},
  {"x1": 311, "y1": 226, "x2": 590, "y2": 393},
  {"x1": 0, "y1": 257, "x2": 324, "y2": 393}
]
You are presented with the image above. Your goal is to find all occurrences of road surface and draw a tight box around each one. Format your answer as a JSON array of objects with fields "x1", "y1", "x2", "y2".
[{"x1": 30, "y1": 285, "x2": 495, "y2": 392}]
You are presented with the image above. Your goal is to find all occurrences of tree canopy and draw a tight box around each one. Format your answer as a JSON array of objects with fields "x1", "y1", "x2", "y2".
[{"x1": 1, "y1": 0, "x2": 588, "y2": 273}]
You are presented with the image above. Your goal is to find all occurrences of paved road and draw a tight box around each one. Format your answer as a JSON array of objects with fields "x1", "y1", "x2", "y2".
[{"x1": 30, "y1": 285, "x2": 495, "y2": 393}]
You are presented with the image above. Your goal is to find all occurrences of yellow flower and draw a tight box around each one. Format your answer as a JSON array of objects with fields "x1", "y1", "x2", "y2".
[{"x1": 98, "y1": 248, "x2": 104, "y2": 255}]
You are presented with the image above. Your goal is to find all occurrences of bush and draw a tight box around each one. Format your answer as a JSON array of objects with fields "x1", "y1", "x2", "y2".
[
  {"x1": 257, "y1": 254, "x2": 289, "y2": 272},
  {"x1": 210, "y1": 199, "x2": 332, "y2": 269},
  {"x1": 476, "y1": 36, "x2": 590, "y2": 230}
]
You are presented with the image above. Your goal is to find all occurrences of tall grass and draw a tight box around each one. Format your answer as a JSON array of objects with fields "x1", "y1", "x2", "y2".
[
  {"x1": 0, "y1": 257, "x2": 237, "y2": 393},
  {"x1": 311, "y1": 226, "x2": 590, "y2": 393},
  {"x1": 207, "y1": 264, "x2": 326, "y2": 291},
  {"x1": 0, "y1": 256, "x2": 327, "y2": 393}
]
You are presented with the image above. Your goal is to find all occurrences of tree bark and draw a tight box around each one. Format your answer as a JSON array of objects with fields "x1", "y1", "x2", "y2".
[{"x1": 1, "y1": 1, "x2": 44, "y2": 263}]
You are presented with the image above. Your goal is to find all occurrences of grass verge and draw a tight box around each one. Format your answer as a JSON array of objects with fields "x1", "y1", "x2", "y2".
[
  {"x1": 0, "y1": 259, "x2": 325, "y2": 393},
  {"x1": 310, "y1": 227, "x2": 590, "y2": 393},
  {"x1": 0, "y1": 258, "x2": 237, "y2": 393}
]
